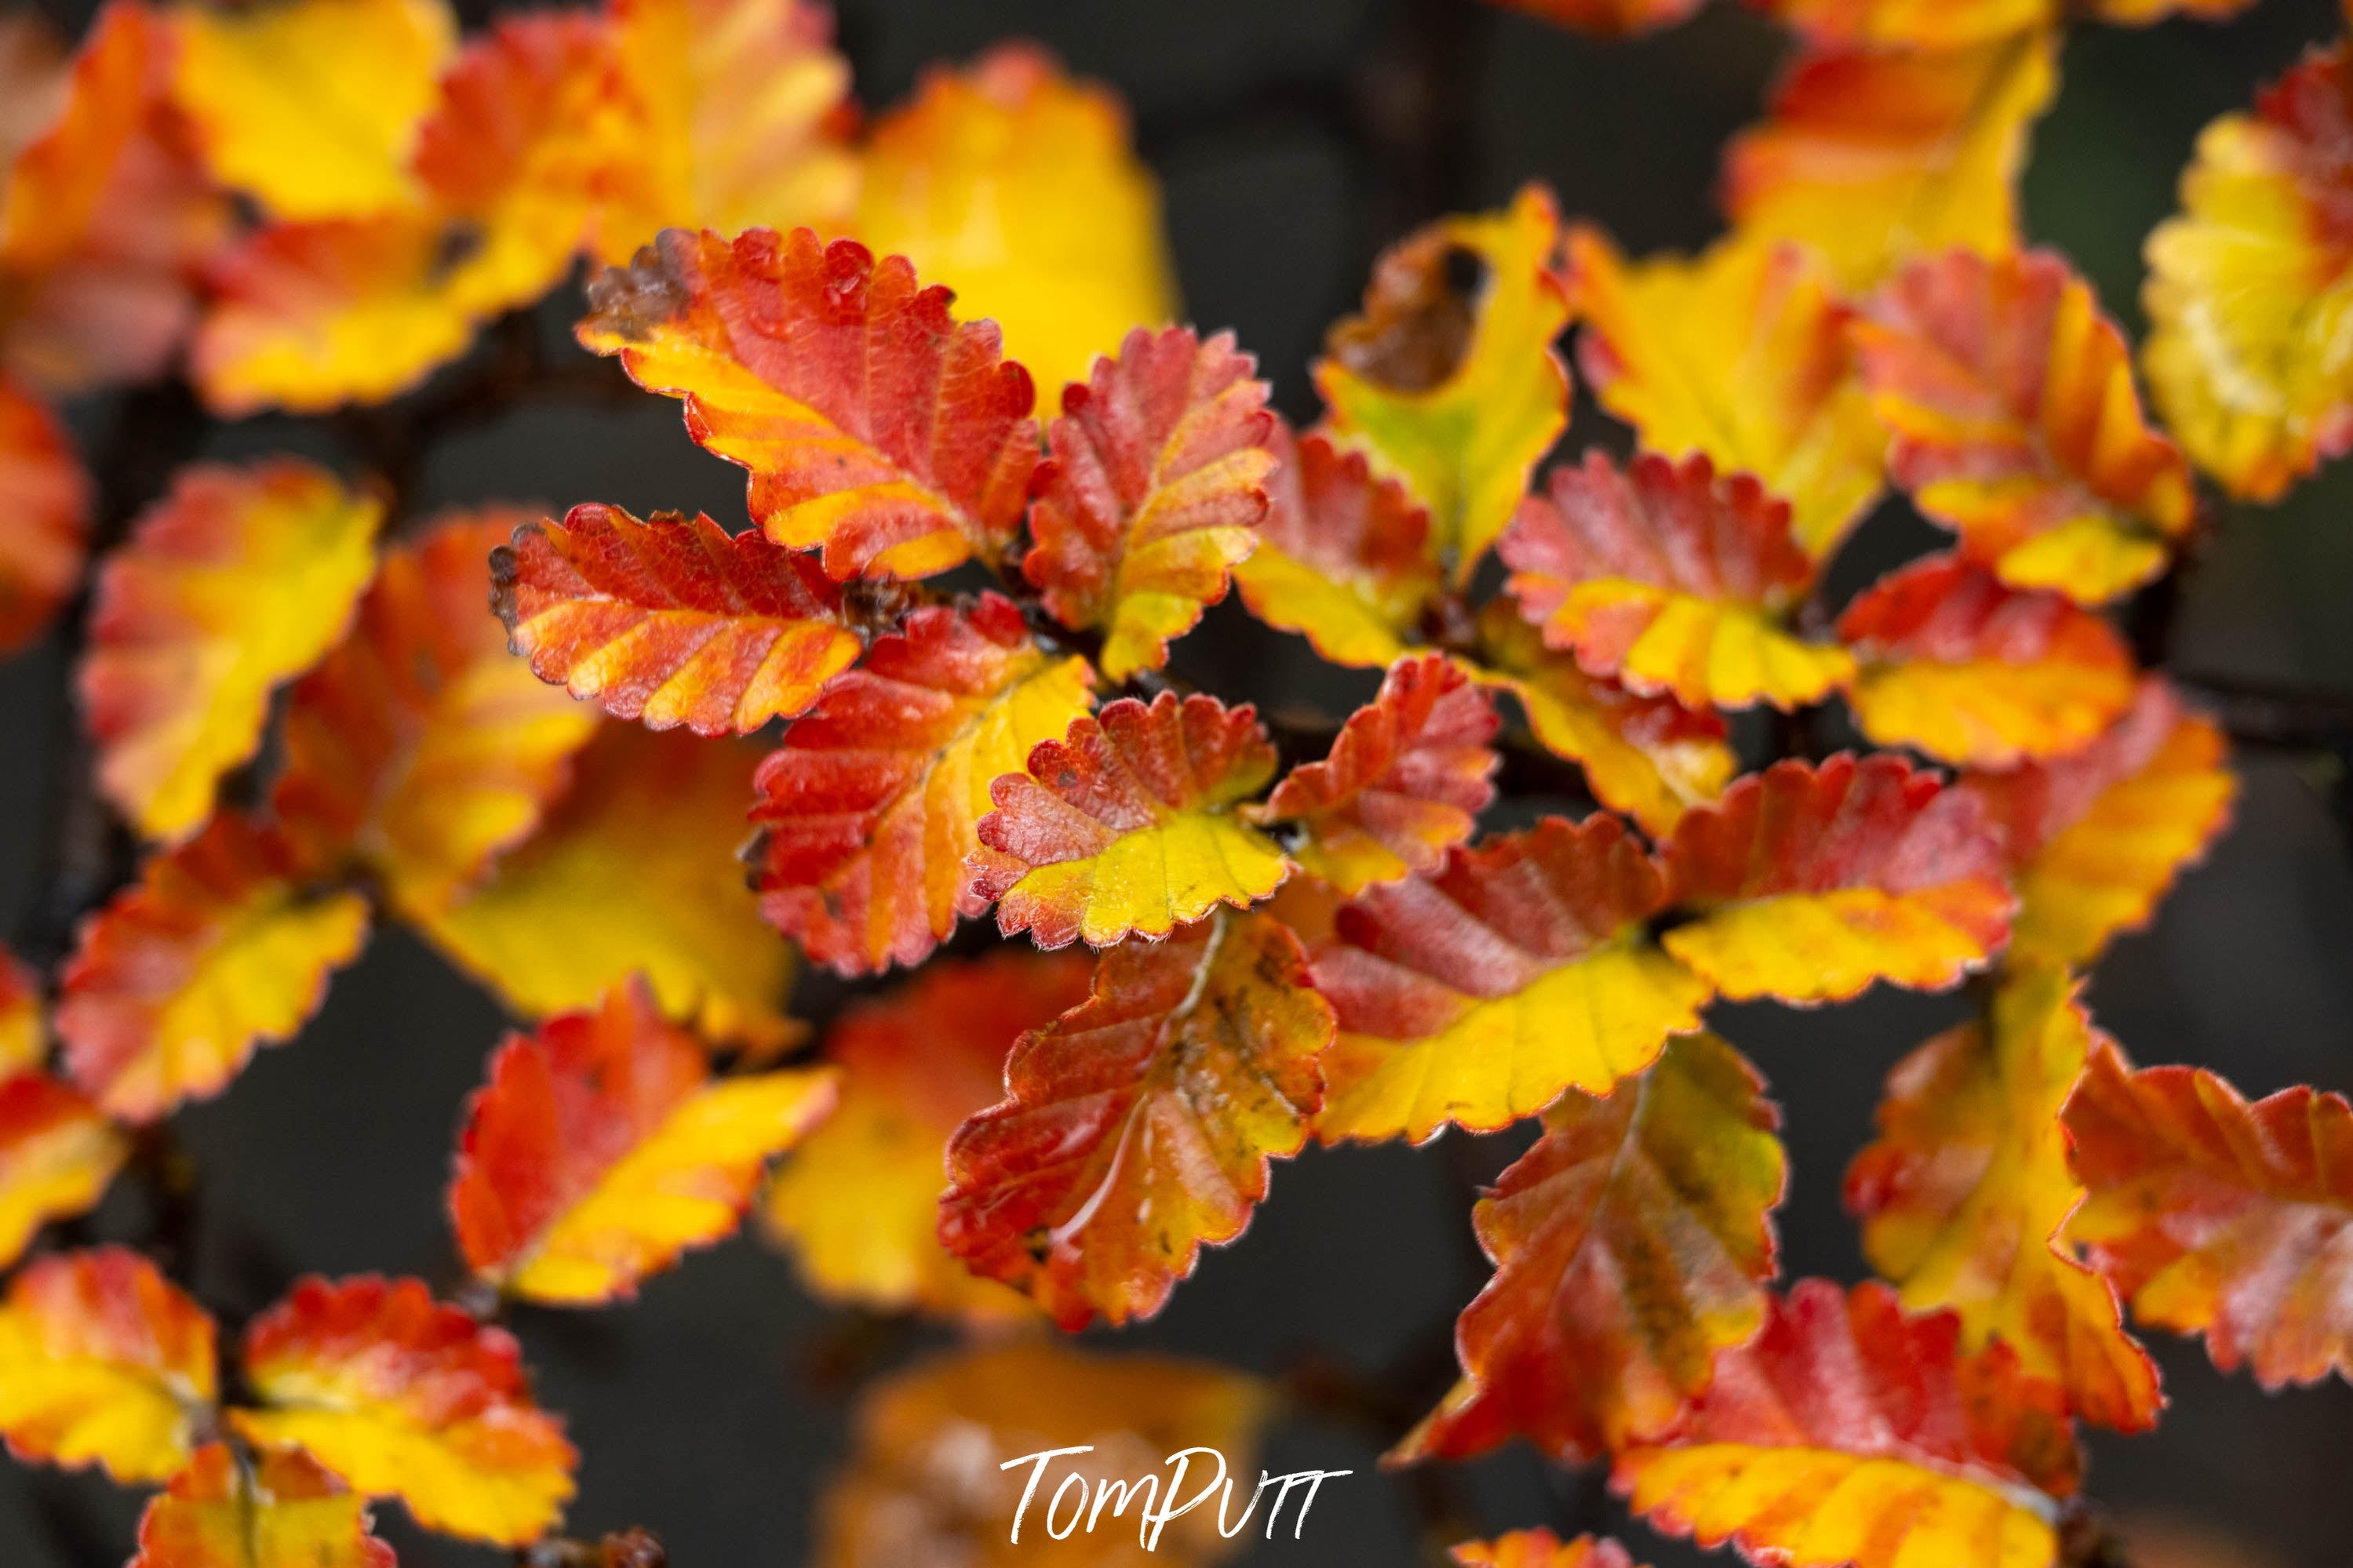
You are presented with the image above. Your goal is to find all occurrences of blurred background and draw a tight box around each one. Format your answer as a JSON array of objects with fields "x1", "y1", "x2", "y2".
[{"x1": 5, "y1": 0, "x2": 2351, "y2": 1564}]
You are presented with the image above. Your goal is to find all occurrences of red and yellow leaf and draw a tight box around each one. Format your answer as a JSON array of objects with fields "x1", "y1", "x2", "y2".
[
  {"x1": 1500, "y1": 449, "x2": 1852, "y2": 712},
  {"x1": 1490, "y1": 0, "x2": 1701, "y2": 32},
  {"x1": 131, "y1": 1442, "x2": 395, "y2": 1568},
  {"x1": 1455, "y1": 1534, "x2": 1644, "y2": 1568},
  {"x1": 494, "y1": 503, "x2": 860, "y2": 736},
  {"x1": 1615, "y1": 1279, "x2": 2081, "y2": 1568},
  {"x1": 1854, "y1": 248, "x2": 2196, "y2": 604},
  {"x1": 1399, "y1": 1033, "x2": 1783, "y2": 1464},
  {"x1": 1847, "y1": 966, "x2": 2162, "y2": 1432},
  {"x1": 419, "y1": 722, "x2": 799, "y2": 1052},
  {"x1": 1024, "y1": 325, "x2": 1274, "y2": 680},
  {"x1": 0, "y1": 1246, "x2": 217, "y2": 1485},
  {"x1": 1660, "y1": 753, "x2": 2013, "y2": 1003},
  {"x1": 1254, "y1": 653, "x2": 1499, "y2": 895},
  {"x1": 2065, "y1": 1042, "x2": 2353, "y2": 1388},
  {"x1": 81, "y1": 459, "x2": 383, "y2": 842},
  {"x1": 1963, "y1": 680, "x2": 2235, "y2": 969},
  {"x1": 1310, "y1": 815, "x2": 1709, "y2": 1145},
  {"x1": 749, "y1": 592, "x2": 1095, "y2": 976},
  {"x1": 1838, "y1": 554, "x2": 2136, "y2": 768},
  {"x1": 56, "y1": 813, "x2": 370, "y2": 1123},
  {"x1": 0, "y1": 945, "x2": 39, "y2": 1077},
  {"x1": 579, "y1": 225, "x2": 1041, "y2": 580},
  {"x1": 1567, "y1": 228, "x2": 1883, "y2": 560},
  {"x1": 939, "y1": 908, "x2": 1333, "y2": 1328},
  {"x1": 971, "y1": 692, "x2": 1290, "y2": 949},
  {"x1": 763, "y1": 949, "x2": 1091, "y2": 1322},
  {"x1": 0, "y1": 371, "x2": 89, "y2": 655},
  {"x1": 0, "y1": 1075, "x2": 126, "y2": 1269},
  {"x1": 1232, "y1": 417, "x2": 1441, "y2": 668},
  {"x1": 233, "y1": 1275, "x2": 576, "y2": 1545},
  {"x1": 1750, "y1": 0, "x2": 2045, "y2": 47},
  {"x1": 272, "y1": 507, "x2": 600, "y2": 919},
  {"x1": 1721, "y1": 33, "x2": 2056, "y2": 293},
  {"x1": 851, "y1": 42, "x2": 1176, "y2": 398},
  {"x1": 1317, "y1": 184, "x2": 1569, "y2": 581},
  {"x1": 450, "y1": 979, "x2": 836, "y2": 1304}
]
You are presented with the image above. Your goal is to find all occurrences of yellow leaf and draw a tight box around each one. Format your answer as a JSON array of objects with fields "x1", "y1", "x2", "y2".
[{"x1": 0, "y1": 1075, "x2": 129, "y2": 1271}]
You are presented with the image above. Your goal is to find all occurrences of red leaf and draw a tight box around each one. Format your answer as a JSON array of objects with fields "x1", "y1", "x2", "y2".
[{"x1": 0, "y1": 372, "x2": 88, "y2": 655}]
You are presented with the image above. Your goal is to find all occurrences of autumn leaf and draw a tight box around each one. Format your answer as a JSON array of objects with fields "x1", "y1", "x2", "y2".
[
  {"x1": 1232, "y1": 417, "x2": 1441, "y2": 668},
  {"x1": 1398, "y1": 1034, "x2": 1783, "y2": 1464},
  {"x1": 1566, "y1": 227, "x2": 1883, "y2": 560},
  {"x1": 851, "y1": 42, "x2": 1178, "y2": 398},
  {"x1": 1310, "y1": 815, "x2": 1709, "y2": 1145},
  {"x1": 1722, "y1": 33, "x2": 2056, "y2": 293},
  {"x1": 0, "y1": 371, "x2": 88, "y2": 655},
  {"x1": 493, "y1": 502, "x2": 861, "y2": 736},
  {"x1": 272, "y1": 507, "x2": 600, "y2": 919},
  {"x1": 1838, "y1": 554, "x2": 2136, "y2": 767},
  {"x1": 81, "y1": 459, "x2": 383, "y2": 842},
  {"x1": 56, "y1": 813, "x2": 370, "y2": 1123},
  {"x1": 0, "y1": 945, "x2": 38, "y2": 1077},
  {"x1": 1750, "y1": 0, "x2": 2046, "y2": 46},
  {"x1": 419, "y1": 722, "x2": 800, "y2": 1053},
  {"x1": 0, "y1": 1246, "x2": 217, "y2": 1485},
  {"x1": 0, "y1": 1075, "x2": 126, "y2": 1270},
  {"x1": 1499, "y1": 449, "x2": 1853, "y2": 712},
  {"x1": 939, "y1": 908, "x2": 1333, "y2": 1328},
  {"x1": 1317, "y1": 184, "x2": 1569, "y2": 581},
  {"x1": 130, "y1": 1443, "x2": 395, "y2": 1568},
  {"x1": 1455, "y1": 1533, "x2": 1645, "y2": 1568},
  {"x1": 1854, "y1": 248, "x2": 2196, "y2": 604},
  {"x1": 1466, "y1": 603, "x2": 1734, "y2": 837},
  {"x1": 2065, "y1": 1042, "x2": 2353, "y2": 1389},
  {"x1": 1616, "y1": 1279, "x2": 2082, "y2": 1568},
  {"x1": 971, "y1": 692, "x2": 1290, "y2": 949},
  {"x1": 1025, "y1": 325, "x2": 1274, "y2": 680},
  {"x1": 1253, "y1": 653, "x2": 1499, "y2": 895},
  {"x1": 1963, "y1": 680, "x2": 2235, "y2": 969},
  {"x1": 1847, "y1": 966, "x2": 2162, "y2": 1432},
  {"x1": 749, "y1": 592, "x2": 1095, "y2": 976},
  {"x1": 450, "y1": 979, "x2": 835, "y2": 1304},
  {"x1": 233, "y1": 1274, "x2": 576, "y2": 1545},
  {"x1": 2144, "y1": 41, "x2": 2353, "y2": 501},
  {"x1": 1659, "y1": 753, "x2": 2012, "y2": 1003},
  {"x1": 579, "y1": 225, "x2": 1040, "y2": 580},
  {"x1": 763, "y1": 949, "x2": 1091, "y2": 1322},
  {"x1": 170, "y1": 0, "x2": 456, "y2": 220}
]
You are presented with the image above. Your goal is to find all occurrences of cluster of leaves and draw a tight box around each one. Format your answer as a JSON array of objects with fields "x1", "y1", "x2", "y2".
[{"x1": 2, "y1": 0, "x2": 2351, "y2": 1564}]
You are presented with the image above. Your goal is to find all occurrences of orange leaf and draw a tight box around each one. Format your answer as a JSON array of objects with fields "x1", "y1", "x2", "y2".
[
  {"x1": 971, "y1": 691, "x2": 1290, "y2": 949},
  {"x1": 763, "y1": 949, "x2": 1091, "y2": 1322},
  {"x1": 232, "y1": 1275, "x2": 576, "y2": 1545},
  {"x1": 1454, "y1": 1532, "x2": 1645, "y2": 1568},
  {"x1": 1616, "y1": 1279, "x2": 2081, "y2": 1568},
  {"x1": 0, "y1": 370, "x2": 88, "y2": 655},
  {"x1": 1838, "y1": 553, "x2": 2136, "y2": 767},
  {"x1": 0, "y1": 1074, "x2": 126, "y2": 1270},
  {"x1": 1854, "y1": 248, "x2": 2195, "y2": 604},
  {"x1": 1398, "y1": 1034, "x2": 1783, "y2": 1464},
  {"x1": 1310, "y1": 815, "x2": 1707, "y2": 1144},
  {"x1": 1566, "y1": 227, "x2": 1883, "y2": 560},
  {"x1": 450, "y1": 979, "x2": 835, "y2": 1304},
  {"x1": 1721, "y1": 33, "x2": 2056, "y2": 293},
  {"x1": 1232, "y1": 416, "x2": 1441, "y2": 668},
  {"x1": 1751, "y1": 0, "x2": 2047, "y2": 47},
  {"x1": 56, "y1": 813, "x2": 370, "y2": 1123},
  {"x1": 273, "y1": 507, "x2": 600, "y2": 918},
  {"x1": 939, "y1": 908, "x2": 1333, "y2": 1327},
  {"x1": 0, "y1": 1246, "x2": 217, "y2": 1485},
  {"x1": 131, "y1": 1442, "x2": 395, "y2": 1568},
  {"x1": 1025, "y1": 325, "x2": 1275, "y2": 680},
  {"x1": 494, "y1": 503, "x2": 861, "y2": 736},
  {"x1": 579, "y1": 226, "x2": 1041, "y2": 580},
  {"x1": 1962, "y1": 679, "x2": 2235, "y2": 969},
  {"x1": 82, "y1": 459, "x2": 383, "y2": 842},
  {"x1": 1255, "y1": 653, "x2": 1499, "y2": 895},
  {"x1": 2065, "y1": 1042, "x2": 2353, "y2": 1389},
  {"x1": 1847, "y1": 966, "x2": 2162, "y2": 1432},
  {"x1": 1500, "y1": 449, "x2": 1852, "y2": 711},
  {"x1": 1660, "y1": 753, "x2": 2013, "y2": 1003},
  {"x1": 0, "y1": 945, "x2": 38, "y2": 1077},
  {"x1": 749, "y1": 592, "x2": 1095, "y2": 976}
]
